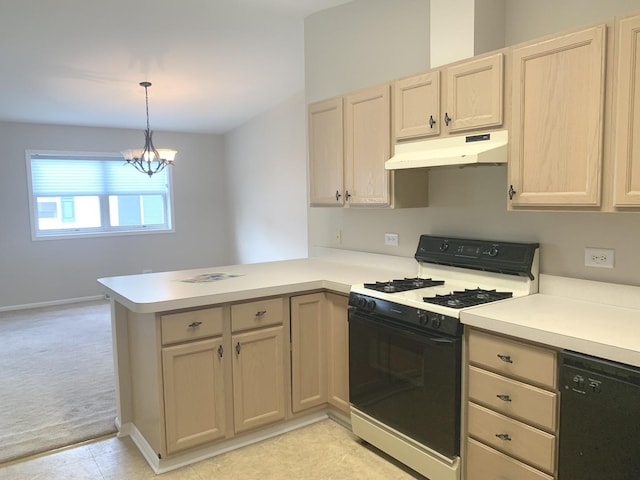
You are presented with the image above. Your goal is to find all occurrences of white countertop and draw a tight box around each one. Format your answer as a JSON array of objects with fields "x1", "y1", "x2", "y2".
[
  {"x1": 461, "y1": 274, "x2": 640, "y2": 367},
  {"x1": 97, "y1": 250, "x2": 417, "y2": 314}
]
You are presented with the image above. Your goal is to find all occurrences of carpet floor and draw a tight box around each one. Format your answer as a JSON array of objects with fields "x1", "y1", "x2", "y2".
[{"x1": 0, "y1": 300, "x2": 116, "y2": 464}]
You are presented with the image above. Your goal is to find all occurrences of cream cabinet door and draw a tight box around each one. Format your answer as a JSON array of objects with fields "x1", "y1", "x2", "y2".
[
  {"x1": 394, "y1": 71, "x2": 441, "y2": 140},
  {"x1": 509, "y1": 26, "x2": 606, "y2": 207},
  {"x1": 326, "y1": 293, "x2": 349, "y2": 414},
  {"x1": 613, "y1": 13, "x2": 640, "y2": 206},
  {"x1": 232, "y1": 325, "x2": 285, "y2": 433},
  {"x1": 344, "y1": 84, "x2": 391, "y2": 206},
  {"x1": 162, "y1": 337, "x2": 226, "y2": 454},
  {"x1": 290, "y1": 293, "x2": 328, "y2": 413},
  {"x1": 308, "y1": 97, "x2": 344, "y2": 206},
  {"x1": 446, "y1": 53, "x2": 503, "y2": 133}
]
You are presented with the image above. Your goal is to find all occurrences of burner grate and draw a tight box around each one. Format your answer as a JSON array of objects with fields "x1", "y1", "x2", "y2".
[
  {"x1": 363, "y1": 277, "x2": 445, "y2": 293},
  {"x1": 423, "y1": 288, "x2": 513, "y2": 308}
]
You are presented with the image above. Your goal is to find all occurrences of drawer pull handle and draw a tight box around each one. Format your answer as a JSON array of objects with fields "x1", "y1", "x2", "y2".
[
  {"x1": 235, "y1": 342, "x2": 241, "y2": 355},
  {"x1": 496, "y1": 394, "x2": 512, "y2": 402},
  {"x1": 497, "y1": 354, "x2": 513, "y2": 363},
  {"x1": 255, "y1": 310, "x2": 267, "y2": 317},
  {"x1": 188, "y1": 321, "x2": 203, "y2": 328},
  {"x1": 495, "y1": 433, "x2": 512, "y2": 441}
]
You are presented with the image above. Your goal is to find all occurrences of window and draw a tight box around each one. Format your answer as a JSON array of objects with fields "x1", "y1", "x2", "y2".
[{"x1": 26, "y1": 150, "x2": 174, "y2": 240}]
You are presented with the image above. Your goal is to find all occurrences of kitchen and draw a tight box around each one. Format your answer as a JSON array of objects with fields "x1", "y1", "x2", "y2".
[{"x1": 2, "y1": 0, "x2": 640, "y2": 479}]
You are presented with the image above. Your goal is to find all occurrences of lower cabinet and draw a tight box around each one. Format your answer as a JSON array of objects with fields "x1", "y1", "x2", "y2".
[
  {"x1": 290, "y1": 293, "x2": 328, "y2": 412},
  {"x1": 290, "y1": 292, "x2": 349, "y2": 415},
  {"x1": 464, "y1": 328, "x2": 558, "y2": 479},
  {"x1": 232, "y1": 325, "x2": 285, "y2": 433},
  {"x1": 127, "y1": 291, "x2": 348, "y2": 461},
  {"x1": 326, "y1": 293, "x2": 349, "y2": 413},
  {"x1": 162, "y1": 337, "x2": 227, "y2": 454}
]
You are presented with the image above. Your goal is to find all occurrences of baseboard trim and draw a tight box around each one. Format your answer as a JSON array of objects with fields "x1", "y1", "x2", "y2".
[
  {"x1": 123, "y1": 411, "x2": 331, "y2": 474},
  {"x1": 0, "y1": 295, "x2": 107, "y2": 313}
]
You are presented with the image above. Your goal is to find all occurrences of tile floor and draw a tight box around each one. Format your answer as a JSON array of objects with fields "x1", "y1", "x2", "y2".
[{"x1": 0, "y1": 420, "x2": 425, "y2": 479}]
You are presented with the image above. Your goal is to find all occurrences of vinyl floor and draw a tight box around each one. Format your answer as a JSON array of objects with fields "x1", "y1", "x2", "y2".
[{"x1": 0, "y1": 419, "x2": 425, "y2": 479}]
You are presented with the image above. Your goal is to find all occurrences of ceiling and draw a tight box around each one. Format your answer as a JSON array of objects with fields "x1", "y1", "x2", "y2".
[{"x1": 0, "y1": 0, "x2": 352, "y2": 134}]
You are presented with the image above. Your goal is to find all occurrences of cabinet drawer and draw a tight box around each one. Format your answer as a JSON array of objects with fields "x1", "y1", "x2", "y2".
[
  {"x1": 231, "y1": 297, "x2": 284, "y2": 332},
  {"x1": 468, "y1": 329, "x2": 557, "y2": 388},
  {"x1": 468, "y1": 366, "x2": 557, "y2": 431},
  {"x1": 161, "y1": 308, "x2": 224, "y2": 345},
  {"x1": 468, "y1": 402, "x2": 556, "y2": 474},
  {"x1": 466, "y1": 437, "x2": 554, "y2": 480}
]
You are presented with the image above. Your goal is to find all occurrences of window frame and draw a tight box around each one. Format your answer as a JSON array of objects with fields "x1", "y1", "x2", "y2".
[{"x1": 25, "y1": 149, "x2": 175, "y2": 241}]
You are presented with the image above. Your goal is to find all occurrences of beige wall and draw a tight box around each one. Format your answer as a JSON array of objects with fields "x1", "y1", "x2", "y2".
[
  {"x1": 304, "y1": 0, "x2": 640, "y2": 287},
  {"x1": 224, "y1": 91, "x2": 308, "y2": 264},
  {"x1": 0, "y1": 122, "x2": 231, "y2": 308}
]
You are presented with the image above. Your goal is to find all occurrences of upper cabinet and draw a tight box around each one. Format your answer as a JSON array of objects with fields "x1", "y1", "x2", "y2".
[
  {"x1": 613, "y1": 13, "x2": 640, "y2": 207},
  {"x1": 308, "y1": 97, "x2": 344, "y2": 206},
  {"x1": 394, "y1": 53, "x2": 504, "y2": 142},
  {"x1": 308, "y1": 84, "x2": 428, "y2": 208},
  {"x1": 508, "y1": 26, "x2": 606, "y2": 208},
  {"x1": 394, "y1": 71, "x2": 441, "y2": 139},
  {"x1": 344, "y1": 84, "x2": 392, "y2": 206}
]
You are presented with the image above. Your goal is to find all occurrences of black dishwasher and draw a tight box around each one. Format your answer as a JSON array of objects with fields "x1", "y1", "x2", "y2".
[{"x1": 558, "y1": 351, "x2": 640, "y2": 479}]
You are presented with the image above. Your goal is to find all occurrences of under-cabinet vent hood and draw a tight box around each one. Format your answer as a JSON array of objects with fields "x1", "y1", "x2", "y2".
[{"x1": 385, "y1": 130, "x2": 508, "y2": 170}]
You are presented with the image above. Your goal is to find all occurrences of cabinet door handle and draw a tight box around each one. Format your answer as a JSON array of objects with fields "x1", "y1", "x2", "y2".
[
  {"x1": 255, "y1": 310, "x2": 267, "y2": 317},
  {"x1": 497, "y1": 354, "x2": 513, "y2": 363},
  {"x1": 218, "y1": 344, "x2": 224, "y2": 358},
  {"x1": 508, "y1": 184, "x2": 517, "y2": 200},
  {"x1": 188, "y1": 321, "x2": 203, "y2": 328},
  {"x1": 235, "y1": 342, "x2": 241, "y2": 355},
  {"x1": 444, "y1": 112, "x2": 451, "y2": 126},
  {"x1": 496, "y1": 394, "x2": 512, "y2": 402},
  {"x1": 335, "y1": 190, "x2": 342, "y2": 201},
  {"x1": 495, "y1": 433, "x2": 512, "y2": 441},
  {"x1": 345, "y1": 190, "x2": 351, "y2": 201},
  {"x1": 429, "y1": 115, "x2": 436, "y2": 128}
]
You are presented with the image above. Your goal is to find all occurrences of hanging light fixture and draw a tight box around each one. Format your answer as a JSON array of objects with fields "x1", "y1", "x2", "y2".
[{"x1": 121, "y1": 81, "x2": 177, "y2": 177}]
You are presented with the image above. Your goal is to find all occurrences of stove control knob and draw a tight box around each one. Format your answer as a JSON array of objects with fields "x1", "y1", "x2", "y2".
[
  {"x1": 355, "y1": 297, "x2": 367, "y2": 309},
  {"x1": 489, "y1": 246, "x2": 499, "y2": 257},
  {"x1": 365, "y1": 299, "x2": 376, "y2": 312},
  {"x1": 439, "y1": 241, "x2": 449, "y2": 252},
  {"x1": 431, "y1": 315, "x2": 442, "y2": 329},
  {"x1": 417, "y1": 311, "x2": 428, "y2": 325}
]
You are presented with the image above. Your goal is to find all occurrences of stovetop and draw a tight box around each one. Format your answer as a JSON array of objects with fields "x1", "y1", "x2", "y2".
[{"x1": 349, "y1": 235, "x2": 539, "y2": 334}]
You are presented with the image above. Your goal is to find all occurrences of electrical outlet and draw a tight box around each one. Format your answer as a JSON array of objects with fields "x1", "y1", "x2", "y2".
[
  {"x1": 584, "y1": 247, "x2": 614, "y2": 268},
  {"x1": 335, "y1": 229, "x2": 342, "y2": 244},
  {"x1": 384, "y1": 233, "x2": 399, "y2": 247}
]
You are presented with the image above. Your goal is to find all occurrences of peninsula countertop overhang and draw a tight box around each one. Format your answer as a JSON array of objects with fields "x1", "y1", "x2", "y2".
[{"x1": 97, "y1": 252, "x2": 418, "y2": 314}]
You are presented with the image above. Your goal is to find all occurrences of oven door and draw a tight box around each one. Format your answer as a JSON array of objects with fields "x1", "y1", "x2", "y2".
[{"x1": 349, "y1": 308, "x2": 461, "y2": 458}]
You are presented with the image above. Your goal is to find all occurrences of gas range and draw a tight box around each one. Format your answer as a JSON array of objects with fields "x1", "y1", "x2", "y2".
[{"x1": 349, "y1": 235, "x2": 540, "y2": 335}]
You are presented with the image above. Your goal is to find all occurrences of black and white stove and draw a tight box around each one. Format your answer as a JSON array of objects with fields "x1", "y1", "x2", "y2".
[
  {"x1": 348, "y1": 235, "x2": 539, "y2": 480},
  {"x1": 350, "y1": 234, "x2": 539, "y2": 334}
]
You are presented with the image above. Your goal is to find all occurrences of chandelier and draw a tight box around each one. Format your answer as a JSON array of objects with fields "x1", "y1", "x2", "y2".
[{"x1": 121, "y1": 81, "x2": 177, "y2": 177}]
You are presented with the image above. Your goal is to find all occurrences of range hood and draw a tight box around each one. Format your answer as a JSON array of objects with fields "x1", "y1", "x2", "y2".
[{"x1": 385, "y1": 130, "x2": 508, "y2": 170}]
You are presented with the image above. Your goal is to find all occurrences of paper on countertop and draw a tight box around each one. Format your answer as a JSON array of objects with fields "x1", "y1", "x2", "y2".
[{"x1": 180, "y1": 272, "x2": 245, "y2": 283}]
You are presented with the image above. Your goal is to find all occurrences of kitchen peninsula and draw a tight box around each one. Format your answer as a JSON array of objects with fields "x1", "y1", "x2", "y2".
[
  {"x1": 98, "y1": 250, "x2": 417, "y2": 474},
  {"x1": 98, "y1": 251, "x2": 640, "y2": 476}
]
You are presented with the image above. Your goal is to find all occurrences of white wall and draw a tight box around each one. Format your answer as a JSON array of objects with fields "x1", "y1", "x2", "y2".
[
  {"x1": 0, "y1": 121, "x2": 231, "y2": 308},
  {"x1": 505, "y1": 0, "x2": 640, "y2": 45},
  {"x1": 224, "y1": 92, "x2": 308, "y2": 264},
  {"x1": 304, "y1": 0, "x2": 430, "y2": 103},
  {"x1": 304, "y1": 0, "x2": 640, "y2": 287}
]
